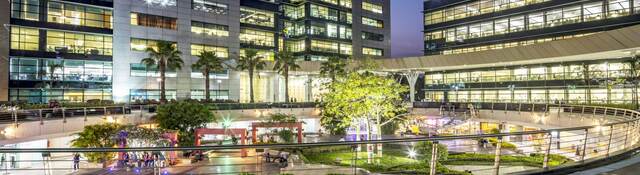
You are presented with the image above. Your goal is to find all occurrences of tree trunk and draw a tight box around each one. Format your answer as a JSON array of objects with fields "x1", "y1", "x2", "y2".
[
  {"x1": 249, "y1": 69, "x2": 255, "y2": 103},
  {"x1": 366, "y1": 117, "x2": 374, "y2": 164},
  {"x1": 285, "y1": 68, "x2": 289, "y2": 103},
  {"x1": 376, "y1": 115, "x2": 382, "y2": 160},
  {"x1": 160, "y1": 59, "x2": 167, "y2": 103},
  {"x1": 204, "y1": 69, "x2": 210, "y2": 101}
]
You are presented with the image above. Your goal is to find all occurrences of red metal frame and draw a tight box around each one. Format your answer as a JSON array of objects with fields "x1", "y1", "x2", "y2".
[{"x1": 251, "y1": 122, "x2": 303, "y2": 144}]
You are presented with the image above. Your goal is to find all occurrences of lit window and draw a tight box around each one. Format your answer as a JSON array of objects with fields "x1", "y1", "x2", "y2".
[
  {"x1": 130, "y1": 38, "x2": 175, "y2": 52},
  {"x1": 284, "y1": 4, "x2": 305, "y2": 19},
  {"x1": 240, "y1": 49, "x2": 275, "y2": 61},
  {"x1": 130, "y1": 13, "x2": 177, "y2": 30},
  {"x1": 192, "y1": 0, "x2": 228, "y2": 14},
  {"x1": 311, "y1": 40, "x2": 339, "y2": 53},
  {"x1": 11, "y1": 0, "x2": 40, "y2": 21},
  {"x1": 47, "y1": 1, "x2": 113, "y2": 29},
  {"x1": 240, "y1": 7, "x2": 275, "y2": 27},
  {"x1": 239, "y1": 28, "x2": 275, "y2": 47},
  {"x1": 583, "y1": 2, "x2": 603, "y2": 21},
  {"x1": 191, "y1": 21, "x2": 229, "y2": 37},
  {"x1": 339, "y1": 0, "x2": 352, "y2": 8},
  {"x1": 362, "y1": 47, "x2": 383, "y2": 56},
  {"x1": 509, "y1": 16, "x2": 525, "y2": 32},
  {"x1": 10, "y1": 26, "x2": 39, "y2": 51},
  {"x1": 528, "y1": 12, "x2": 544, "y2": 30},
  {"x1": 608, "y1": 0, "x2": 630, "y2": 17},
  {"x1": 47, "y1": 30, "x2": 113, "y2": 55},
  {"x1": 362, "y1": 17, "x2": 383, "y2": 28},
  {"x1": 191, "y1": 44, "x2": 228, "y2": 57},
  {"x1": 362, "y1": 2, "x2": 383, "y2": 14}
]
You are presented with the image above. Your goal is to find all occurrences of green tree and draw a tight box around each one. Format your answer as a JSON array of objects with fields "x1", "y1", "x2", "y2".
[
  {"x1": 71, "y1": 123, "x2": 121, "y2": 164},
  {"x1": 273, "y1": 50, "x2": 300, "y2": 102},
  {"x1": 626, "y1": 55, "x2": 640, "y2": 109},
  {"x1": 192, "y1": 51, "x2": 226, "y2": 101},
  {"x1": 142, "y1": 41, "x2": 183, "y2": 103},
  {"x1": 320, "y1": 72, "x2": 407, "y2": 163},
  {"x1": 155, "y1": 101, "x2": 216, "y2": 146},
  {"x1": 236, "y1": 49, "x2": 266, "y2": 103},
  {"x1": 319, "y1": 56, "x2": 347, "y2": 83}
]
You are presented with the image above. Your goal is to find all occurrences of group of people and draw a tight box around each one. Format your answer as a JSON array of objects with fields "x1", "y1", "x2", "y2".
[{"x1": 120, "y1": 152, "x2": 167, "y2": 169}]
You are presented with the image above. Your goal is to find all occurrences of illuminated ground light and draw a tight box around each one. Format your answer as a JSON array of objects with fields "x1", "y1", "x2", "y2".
[{"x1": 407, "y1": 148, "x2": 417, "y2": 159}]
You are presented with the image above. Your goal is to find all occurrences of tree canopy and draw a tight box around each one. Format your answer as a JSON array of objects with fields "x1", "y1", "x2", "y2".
[
  {"x1": 155, "y1": 101, "x2": 216, "y2": 146},
  {"x1": 320, "y1": 72, "x2": 408, "y2": 134}
]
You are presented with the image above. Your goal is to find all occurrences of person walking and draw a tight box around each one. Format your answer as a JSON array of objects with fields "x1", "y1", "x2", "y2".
[{"x1": 72, "y1": 153, "x2": 80, "y2": 172}]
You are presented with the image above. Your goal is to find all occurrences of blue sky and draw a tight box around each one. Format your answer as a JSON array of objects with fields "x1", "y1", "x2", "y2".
[{"x1": 390, "y1": 0, "x2": 424, "y2": 58}]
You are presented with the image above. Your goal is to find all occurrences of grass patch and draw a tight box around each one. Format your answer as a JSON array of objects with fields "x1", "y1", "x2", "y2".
[{"x1": 445, "y1": 153, "x2": 572, "y2": 167}]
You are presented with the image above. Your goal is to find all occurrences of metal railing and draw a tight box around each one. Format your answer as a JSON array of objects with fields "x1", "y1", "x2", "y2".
[{"x1": 0, "y1": 103, "x2": 638, "y2": 175}]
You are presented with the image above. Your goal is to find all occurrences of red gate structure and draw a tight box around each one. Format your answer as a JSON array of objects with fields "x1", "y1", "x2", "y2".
[
  {"x1": 194, "y1": 128, "x2": 247, "y2": 157},
  {"x1": 251, "y1": 122, "x2": 303, "y2": 144},
  {"x1": 162, "y1": 132, "x2": 179, "y2": 165}
]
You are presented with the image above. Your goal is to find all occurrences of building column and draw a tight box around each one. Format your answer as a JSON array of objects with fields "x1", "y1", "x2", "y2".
[
  {"x1": 305, "y1": 76, "x2": 313, "y2": 102},
  {"x1": 406, "y1": 72, "x2": 422, "y2": 105}
]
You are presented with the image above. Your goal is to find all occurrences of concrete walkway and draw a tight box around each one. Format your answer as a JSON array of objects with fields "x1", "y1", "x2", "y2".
[{"x1": 570, "y1": 154, "x2": 640, "y2": 175}]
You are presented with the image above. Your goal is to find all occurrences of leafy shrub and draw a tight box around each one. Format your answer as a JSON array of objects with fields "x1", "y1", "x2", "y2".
[
  {"x1": 415, "y1": 141, "x2": 449, "y2": 161},
  {"x1": 156, "y1": 101, "x2": 216, "y2": 146}
]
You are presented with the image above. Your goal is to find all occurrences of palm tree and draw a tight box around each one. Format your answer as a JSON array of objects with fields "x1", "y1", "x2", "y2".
[
  {"x1": 273, "y1": 50, "x2": 300, "y2": 102},
  {"x1": 192, "y1": 51, "x2": 226, "y2": 101},
  {"x1": 320, "y1": 56, "x2": 347, "y2": 83},
  {"x1": 236, "y1": 49, "x2": 266, "y2": 103},
  {"x1": 141, "y1": 41, "x2": 183, "y2": 103}
]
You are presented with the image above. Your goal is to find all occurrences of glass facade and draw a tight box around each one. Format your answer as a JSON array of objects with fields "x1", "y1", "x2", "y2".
[
  {"x1": 191, "y1": 21, "x2": 229, "y2": 37},
  {"x1": 240, "y1": 7, "x2": 275, "y2": 27},
  {"x1": 190, "y1": 90, "x2": 230, "y2": 100},
  {"x1": 424, "y1": 60, "x2": 638, "y2": 104},
  {"x1": 440, "y1": 33, "x2": 597, "y2": 55},
  {"x1": 362, "y1": 2, "x2": 383, "y2": 14},
  {"x1": 311, "y1": 39, "x2": 351, "y2": 55},
  {"x1": 130, "y1": 38, "x2": 175, "y2": 52},
  {"x1": 362, "y1": 17, "x2": 383, "y2": 28},
  {"x1": 11, "y1": 0, "x2": 40, "y2": 21},
  {"x1": 130, "y1": 13, "x2": 177, "y2": 30},
  {"x1": 192, "y1": 0, "x2": 228, "y2": 14},
  {"x1": 362, "y1": 47, "x2": 383, "y2": 56},
  {"x1": 284, "y1": 4, "x2": 305, "y2": 19},
  {"x1": 10, "y1": 88, "x2": 112, "y2": 103},
  {"x1": 130, "y1": 89, "x2": 177, "y2": 101},
  {"x1": 424, "y1": 0, "x2": 550, "y2": 25},
  {"x1": 47, "y1": 1, "x2": 113, "y2": 29},
  {"x1": 10, "y1": 26, "x2": 39, "y2": 51},
  {"x1": 10, "y1": 57, "x2": 112, "y2": 82},
  {"x1": 362, "y1": 31, "x2": 384, "y2": 41},
  {"x1": 130, "y1": 63, "x2": 177, "y2": 77},
  {"x1": 239, "y1": 28, "x2": 275, "y2": 47},
  {"x1": 190, "y1": 44, "x2": 229, "y2": 57},
  {"x1": 46, "y1": 30, "x2": 113, "y2": 55}
]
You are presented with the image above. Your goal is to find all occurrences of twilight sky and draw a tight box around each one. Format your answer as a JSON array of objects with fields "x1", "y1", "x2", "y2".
[{"x1": 390, "y1": 0, "x2": 424, "y2": 58}]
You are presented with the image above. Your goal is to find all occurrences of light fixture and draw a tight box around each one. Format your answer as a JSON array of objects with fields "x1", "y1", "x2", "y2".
[{"x1": 407, "y1": 148, "x2": 417, "y2": 159}]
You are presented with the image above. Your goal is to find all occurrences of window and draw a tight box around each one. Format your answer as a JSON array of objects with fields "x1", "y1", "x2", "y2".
[
  {"x1": 240, "y1": 7, "x2": 275, "y2": 27},
  {"x1": 130, "y1": 89, "x2": 177, "y2": 101},
  {"x1": 480, "y1": 21, "x2": 493, "y2": 37},
  {"x1": 190, "y1": 69, "x2": 228, "y2": 79},
  {"x1": 190, "y1": 90, "x2": 229, "y2": 100},
  {"x1": 327, "y1": 23, "x2": 338, "y2": 38},
  {"x1": 240, "y1": 28, "x2": 275, "y2": 47},
  {"x1": 47, "y1": 1, "x2": 113, "y2": 29},
  {"x1": 362, "y1": 2, "x2": 383, "y2": 14},
  {"x1": 608, "y1": 0, "x2": 630, "y2": 17},
  {"x1": 46, "y1": 30, "x2": 112, "y2": 55},
  {"x1": 310, "y1": 4, "x2": 339, "y2": 21},
  {"x1": 583, "y1": 2, "x2": 603, "y2": 21},
  {"x1": 362, "y1": 17, "x2": 383, "y2": 28},
  {"x1": 10, "y1": 26, "x2": 39, "y2": 51},
  {"x1": 362, "y1": 47, "x2": 383, "y2": 56},
  {"x1": 362, "y1": 31, "x2": 384, "y2": 41},
  {"x1": 286, "y1": 40, "x2": 305, "y2": 52},
  {"x1": 191, "y1": 44, "x2": 228, "y2": 57},
  {"x1": 11, "y1": 0, "x2": 40, "y2": 21},
  {"x1": 130, "y1": 13, "x2": 177, "y2": 30},
  {"x1": 340, "y1": 0, "x2": 352, "y2": 8},
  {"x1": 10, "y1": 57, "x2": 111, "y2": 82},
  {"x1": 494, "y1": 18, "x2": 508, "y2": 35},
  {"x1": 455, "y1": 26, "x2": 468, "y2": 40},
  {"x1": 130, "y1": 63, "x2": 177, "y2": 77},
  {"x1": 340, "y1": 12, "x2": 352, "y2": 24},
  {"x1": 562, "y1": 5, "x2": 581, "y2": 24},
  {"x1": 545, "y1": 9, "x2": 562, "y2": 27},
  {"x1": 338, "y1": 25, "x2": 352, "y2": 39},
  {"x1": 284, "y1": 21, "x2": 305, "y2": 37},
  {"x1": 130, "y1": 38, "x2": 175, "y2": 52},
  {"x1": 284, "y1": 5, "x2": 305, "y2": 19},
  {"x1": 339, "y1": 43, "x2": 352, "y2": 55},
  {"x1": 311, "y1": 40, "x2": 339, "y2": 53},
  {"x1": 528, "y1": 12, "x2": 544, "y2": 30},
  {"x1": 319, "y1": 0, "x2": 338, "y2": 5},
  {"x1": 192, "y1": 0, "x2": 228, "y2": 14},
  {"x1": 509, "y1": 16, "x2": 525, "y2": 32},
  {"x1": 635, "y1": 0, "x2": 640, "y2": 13},
  {"x1": 425, "y1": 10, "x2": 443, "y2": 25},
  {"x1": 240, "y1": 49, "x2": 275, "y2": 61},
  {"x1": 191, "y1": 21, "x2": 229, "y2": 37}
]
